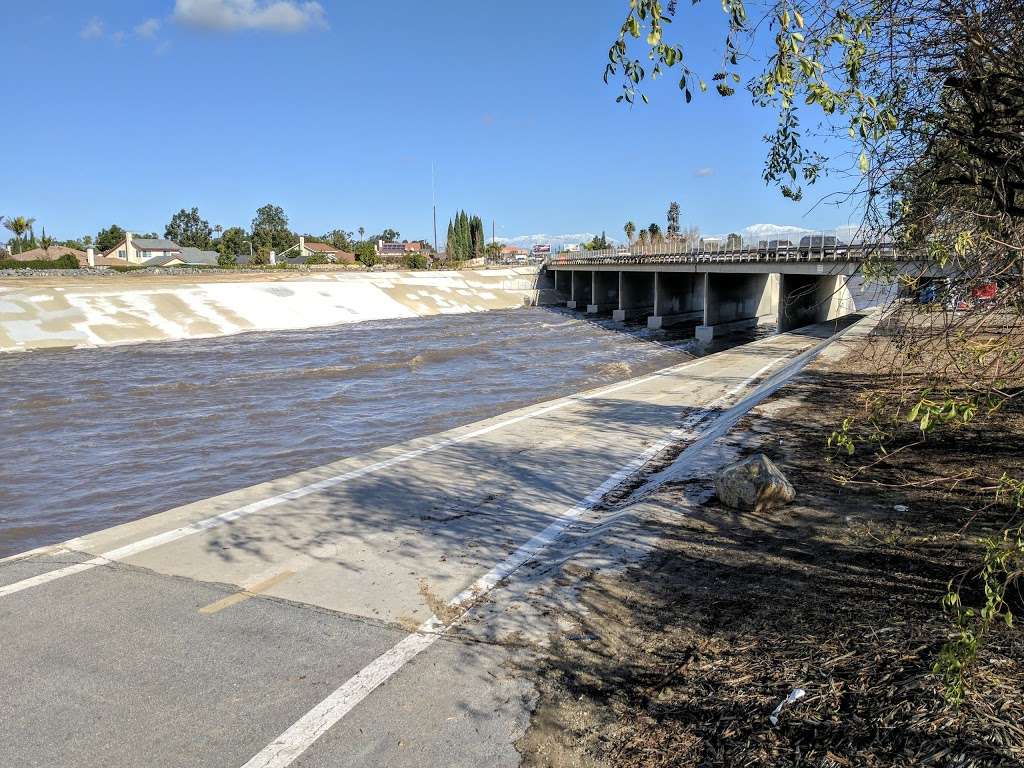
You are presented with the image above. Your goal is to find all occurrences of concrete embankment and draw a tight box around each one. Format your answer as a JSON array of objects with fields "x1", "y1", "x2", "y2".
[{"x1": 0, "y1": 267, "x2": 546, "y2": 352}]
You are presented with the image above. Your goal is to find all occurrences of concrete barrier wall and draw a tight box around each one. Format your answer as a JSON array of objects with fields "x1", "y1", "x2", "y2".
[{"x1": 0, "y1": 267, "x2": 542, "y2": 353}]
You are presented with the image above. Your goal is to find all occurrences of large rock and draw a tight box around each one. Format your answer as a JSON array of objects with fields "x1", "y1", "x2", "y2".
[{"x1": 714, "y1": 454, "x2": 796, "y2": 512}]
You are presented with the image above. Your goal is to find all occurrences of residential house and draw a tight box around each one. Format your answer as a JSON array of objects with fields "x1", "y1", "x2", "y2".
[
  {"x1": 102, "y1": 232, "x2": 218, "y2": 266},
  {"x1": 375, "y1": 240, "x2": 407, "y2": 259},
  {"x1": 294, "y1": 241, "x2": 355, "y2": 264}
]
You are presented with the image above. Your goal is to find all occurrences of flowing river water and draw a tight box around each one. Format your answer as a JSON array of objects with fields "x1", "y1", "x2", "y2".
[{"x1": 0, "y1": 307, "x2": 728, "y2": 557}]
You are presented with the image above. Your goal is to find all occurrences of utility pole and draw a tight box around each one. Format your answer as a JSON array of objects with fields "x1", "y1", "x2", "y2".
[{"x1": 432, "y1": 162, "x2": 438, "y2": 254}]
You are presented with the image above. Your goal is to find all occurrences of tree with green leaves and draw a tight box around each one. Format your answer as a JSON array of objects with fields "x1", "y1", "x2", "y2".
[
  {"x1": 624, "y1": 221, "x2": 636, "y2": 243},
  {"x1": 605, "y1": 0, "x2": 1024, "y2": 703},
  {"x1": 667, "y1": 202, "x2": 681, "y2": 238},
  {"x1": 217, "y1": 227, "x2": 249, "y2": 261},
  {"x1": 38, "y1": 228, "x2": 55, "y2": 252},
  {"x1": 470, "y1": 215, "x2": 485, "y2": 259},
  {"x1": 4, "y1": 216, "x2": 36, "y2": 254},
  {"x1": 251, "y1": 204, "x2": 294, "y2": 256},
  {"x1": 446, "y1": 210, "x2": 484, "y2": 261},
  {"x1": 95, "y1": 225, "x2": 125, "y2": 253},
  {"x1": 165, "y1": 207, "x2": 214, "y2": 249},
  {"x1": 647, "y1": 222, "x2": 662, "y2": 243}
]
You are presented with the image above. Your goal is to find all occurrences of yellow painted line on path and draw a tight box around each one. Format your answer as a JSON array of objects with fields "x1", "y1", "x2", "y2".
[{"x1": 199, "y1": 571, "x2": 296, "y2": 615}]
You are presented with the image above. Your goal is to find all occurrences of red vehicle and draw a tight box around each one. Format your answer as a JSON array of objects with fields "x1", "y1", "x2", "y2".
[{"x1": 972, "y1": 282, "x2": 998, "y2": 303}]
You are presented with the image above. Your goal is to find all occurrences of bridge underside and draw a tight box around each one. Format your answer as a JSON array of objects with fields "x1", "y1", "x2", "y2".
[{"x1": 550, "y1": 265, "x2": 857, "y2": 341}]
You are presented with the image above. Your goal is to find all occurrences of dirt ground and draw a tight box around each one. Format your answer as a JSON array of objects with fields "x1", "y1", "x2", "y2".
[{"x1": 518, "y1": 335, "x2": 1024, "y2": 767}]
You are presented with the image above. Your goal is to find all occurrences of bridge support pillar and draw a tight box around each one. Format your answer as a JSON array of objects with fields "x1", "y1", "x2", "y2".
[
  {"x1": 647, "y1": 271, "x2": 705, "y2": 329},
  {"x1": 696, "y1": 272, "x2": 780, "y2": 343},
  {"x1": 567, "y1": 270, "x2": 592, "y2": 310},
  {"x1": 587, "y1": 270, "x2": 619, "y2": 314},
  {"x1": 613, "y1": 271, "x2": 655, "y2": 322},
  {"x1": 553, "y1": 269, "x2": 571, "y2": 296}
]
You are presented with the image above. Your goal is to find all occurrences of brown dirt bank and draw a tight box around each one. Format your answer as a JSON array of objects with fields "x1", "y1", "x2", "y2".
[{"x1": 518, "y1": 337, "x2": 1024, "y2": 767}]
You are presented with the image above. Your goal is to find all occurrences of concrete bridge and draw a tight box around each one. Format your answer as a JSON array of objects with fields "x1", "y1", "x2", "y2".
[{"x1": 546, "y1": 241, "x2": 924, "y2": 341}]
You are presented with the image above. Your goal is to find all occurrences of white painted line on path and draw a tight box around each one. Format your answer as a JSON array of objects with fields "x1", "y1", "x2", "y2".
[
  {"x1": 0, "y1": 352, "x2": 714, "y2": 598},
  {"x1": 238, "y1": 355, "x2": 785, "y2": 768}
]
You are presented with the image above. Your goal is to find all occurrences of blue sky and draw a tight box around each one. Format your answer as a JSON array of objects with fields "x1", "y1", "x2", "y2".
[{"x1": 3, "y1": 1, "x2": 863, "y2": 246}]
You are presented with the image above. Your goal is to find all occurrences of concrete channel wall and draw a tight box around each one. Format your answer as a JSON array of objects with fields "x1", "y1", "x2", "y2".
[{"x1": 0, "y1": 267, "x2": 546, "y2": 353}]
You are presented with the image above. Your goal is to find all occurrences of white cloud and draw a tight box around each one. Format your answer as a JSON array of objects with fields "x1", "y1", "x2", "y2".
[
  {"x1": 741, "y1": 223, "x2": 814, "y2": 239},
  {"x1": 173, "y1": 0, "x2": 328, "y2": 33},
  {"x1": 135, "y1": 18, "x2": 162, "y2": 38},
  {"x1": 694, "y1": 167, "x2": 714, "y2": 177},
  {"x1": 80, "y1": 17, "x2": 105, "y2": 39}
]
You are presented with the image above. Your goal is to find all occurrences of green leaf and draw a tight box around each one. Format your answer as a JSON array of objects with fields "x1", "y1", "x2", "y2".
[{"x1": 858, "y1": 151, "x2": 869, "y2": 173}]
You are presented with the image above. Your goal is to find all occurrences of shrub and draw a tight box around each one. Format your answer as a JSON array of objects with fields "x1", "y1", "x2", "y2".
[
  {"x1": 402, "y1": 252, "x2": 430, "y2": 270},
  {"x1": 355, "y1": 243, "x2": 380, "y2": 267},
  {"x1": 305, "y1": 253, "x2": 329, "y2": 265},
  {"x1": 0, "y1": 254, "x2": 81, "y2": 270}
]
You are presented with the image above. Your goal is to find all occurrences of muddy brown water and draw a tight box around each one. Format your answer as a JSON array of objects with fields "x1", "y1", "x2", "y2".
[{"x1": 0, "y1": 307, "x2": 725, "y2": 557}]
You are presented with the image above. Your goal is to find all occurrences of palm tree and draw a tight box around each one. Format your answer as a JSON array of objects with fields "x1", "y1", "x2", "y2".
[
  {"x1": 624, "y1": 221, "x2": 636, "y2": 244},
  {"x1": 648, "y1": 222, "x2": 662, "y2": 243},
  {"x1": 637, "y1": 230, "x2": 649, "y2": 246},
  {"x1": 3, "y1": 215, "x2": 35, "y2": 254},
  {"x1": 358, "y1": 226, "x2": 366, "y2": 241}
]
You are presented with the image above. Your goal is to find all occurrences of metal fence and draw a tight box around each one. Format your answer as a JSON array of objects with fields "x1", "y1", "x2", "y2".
[{"x1": 545, "y1": 232, "x2": 903, "y2": 267}]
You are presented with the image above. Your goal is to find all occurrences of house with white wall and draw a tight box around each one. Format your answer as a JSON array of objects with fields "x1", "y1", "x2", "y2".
[{"x1": 102, "y1": 232, "x2": 218, "y2": 266}]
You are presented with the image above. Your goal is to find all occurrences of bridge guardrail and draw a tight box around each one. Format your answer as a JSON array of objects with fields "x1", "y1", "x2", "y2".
[{"x1": 544, "y1": 242, "x2": 903, "y2": 267}]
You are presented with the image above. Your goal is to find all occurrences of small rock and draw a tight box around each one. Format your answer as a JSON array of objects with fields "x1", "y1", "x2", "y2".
[{"x1": 714, "y1": 453, "x2": 796, "y2": 512}]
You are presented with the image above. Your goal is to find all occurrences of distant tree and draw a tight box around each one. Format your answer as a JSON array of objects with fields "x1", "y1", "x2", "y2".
[
  {"x1": 82, "y1": 235, "x2": 93, "y2": 246},
  {"x1": 667, "y1": 202, "x2": 681, "y2": 238},
  {"x1": 4, "y1": 216, "x2": 36, "y2": 254},
  {"x1": 647, "y1": 222, "x2": 662, "y2": 242},
  {"x1": 354, "y1": 241, "x2": 379, "y2": 266},
  {"x1": 217, "y1": 252, "x2": 237, "y2": 267},
  {"x1": 469, "y1": 215, "x2": 485, "y2": 258},
  {"x1": 251, "y1": 203, "x2": 293, "y2": 255},
  {"x1": 95, "y1": 224, "x2": 126, "y2": 253},
  {"x1": 165, "y1": 207, "x2": 214, "y2": 249},
  {"x1": 637, "y1": 229, "x2": 649, "y2": 246},
  {"x1": 38, "y1": 228, "x2": 55, "y2": 252},
  {"x1": 322, "y1": 229, "x2": 354, "y2": 251},
  {"x1": 218, "y1": 226, "x2": 249, "y2": 260},
  {"x1": 402, "y1": 252, "x2": 430, "y2": 269},
  {"x1": 584, "y1": 231, "x2": 611, "y2": 250},
  {"x1": 624, "y1": 221, "x2": 636, "y2": 243},
  {"x1": 485, "y1": 241, "x2": 504, "y2": 259},
  {"x1": 726, "y1": 232, "x2": 742, "y2": 250},
  {"x1": 380, "y1": 228, "x2": 400, "y2": 243}
]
